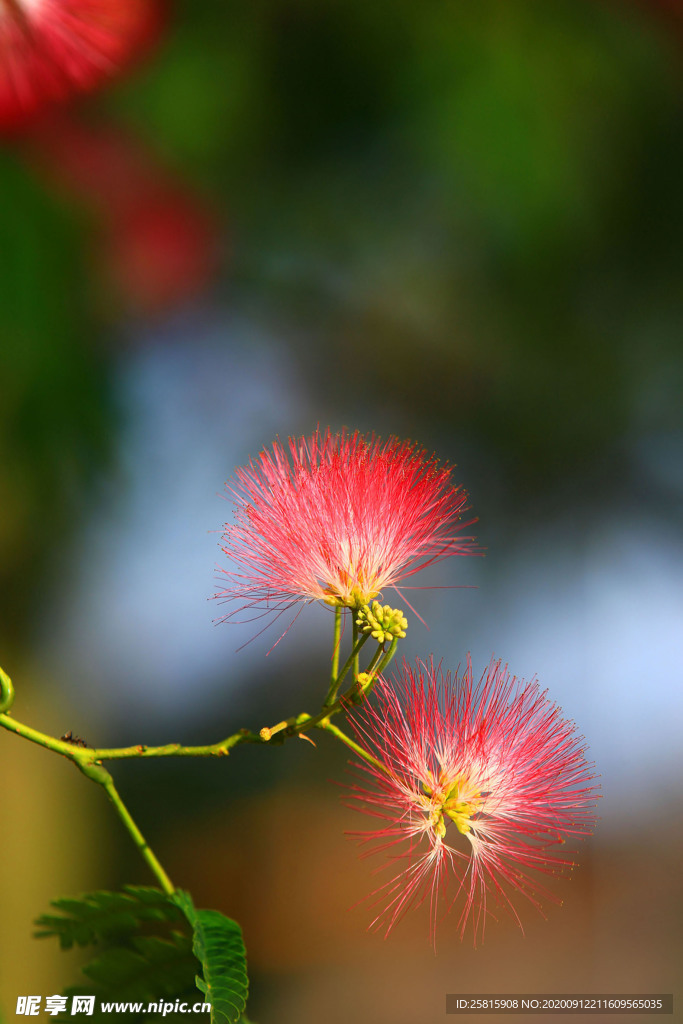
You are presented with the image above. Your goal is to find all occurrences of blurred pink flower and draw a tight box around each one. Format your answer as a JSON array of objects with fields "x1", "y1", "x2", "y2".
[
  {"x1": 216, "y1": 429, "x2": 477, "y2": 629},
  {"x1": 0, "y1": 0, "x2": 163, "y2": 133},
  {"x1": 26, "y1": 113, "x2": 220, "y2": 315},
  {"x1": 345, "y1": 657, "x2": 599, "y2": 942}
]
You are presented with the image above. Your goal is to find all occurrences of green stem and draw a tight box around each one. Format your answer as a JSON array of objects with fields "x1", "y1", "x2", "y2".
[
  {"x1": 0, "y1": 686, "x2": 176, "y2": 894},
  {"x1": 0, "y1": 712, "x2": 261, "y2": 762},
  {"x1": 350, "y1": 637, "x2": 398, "y2": 704},
  {"x1": 317, "y1": 719, "x2": 388, "y2": 774},
  {"x1": 323, "y1": 630, "x2": 369, "y2": 707},
  {"x1": 319, "y1": 639, "x2": 398, "y2": 724},
  {"x1": 364, "y1": 641, "x2": 387, "y2": 679},
  {"x1": 330, "y1": 606, "x2": 342, "y2": 685},
  {"x1": 373, "y1": 637, "x2": 399, "y2": 682},
  {"x1": 0, "y1": 712, "x2": 92, "y2": 763},
  {"x1": 352, "y1": 615, "x2": 360, "y2": 679},
  {"x1": 296, "y1": 659, "x2": 377, "y2": 735},
  {"x1": 0, "y1": 639, "x2": 397, "y2": 771},
  {"x1": 102, "y1": 777, "x2": 175, "y2": 895},
  {"x1": 90, "y1": 731, "x2": 261, "y2": 760}
]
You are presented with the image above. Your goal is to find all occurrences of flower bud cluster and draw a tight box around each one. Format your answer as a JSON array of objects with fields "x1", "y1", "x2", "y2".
[{"x1": 356, "y1": 602, "x2": 408, "y2": 643}]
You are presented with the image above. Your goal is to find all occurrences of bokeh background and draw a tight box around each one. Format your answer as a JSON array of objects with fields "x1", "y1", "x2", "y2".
[{"x1": 1, "y1": 0, "x2": 682, "y2": 1020}]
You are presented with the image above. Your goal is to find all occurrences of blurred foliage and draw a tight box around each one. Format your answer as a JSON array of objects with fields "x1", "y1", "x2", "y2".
[
  {"x1": 105, "y1": 0, "x2": 683, "y2": 476},
  {"x1": 1, "y1": 0, "x2": 682, "y2": 642},
  {"x1": 0, "y1": 153, "x2": 112, "y2": 650}
]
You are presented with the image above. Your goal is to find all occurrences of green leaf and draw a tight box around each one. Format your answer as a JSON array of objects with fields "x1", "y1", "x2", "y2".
[
  {"x1": 174, "y1": 891, "x2": 248, "y2": 1024},
  {"x1": 35, "y1": 887, "x2": 200, "y2": 1020},
  {"x1": 35, "y1": 886, "x2": 187, "y2": 950},
  {"x1": 36, "y1": 886, "x2": 251, "y2": 1023},
  {"x1": 80, "y1": 934, "x2": 195, "y2": 999}
]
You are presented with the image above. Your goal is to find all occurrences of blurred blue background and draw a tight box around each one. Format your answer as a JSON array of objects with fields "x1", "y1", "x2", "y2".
[{"x1": 1, "y1": 1, "x2": 681, "y2": 1020}]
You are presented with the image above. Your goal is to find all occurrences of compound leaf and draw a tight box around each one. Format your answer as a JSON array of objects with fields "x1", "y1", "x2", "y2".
[{"x1": 174, "y1": 891, "x2": 248, "y2": 1024}]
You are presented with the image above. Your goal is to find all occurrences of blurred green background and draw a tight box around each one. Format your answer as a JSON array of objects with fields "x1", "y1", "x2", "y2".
[{"x1": 1, "y1": 1, "x2": 682, "y2": 1020}]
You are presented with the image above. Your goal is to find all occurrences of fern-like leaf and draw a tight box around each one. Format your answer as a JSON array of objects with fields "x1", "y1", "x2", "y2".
[
  {"x1": 35, "y1": 886, "x2": 186, "y2": 950},
  {"x1": 35, "y1": 886, "x2": 251, "y2": 1023},
  {"x1": 174, "y1": 891, "x2": 248, "y2": 1024}
]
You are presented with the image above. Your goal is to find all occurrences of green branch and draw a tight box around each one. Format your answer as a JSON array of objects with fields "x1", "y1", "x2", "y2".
[
  {"x1": 0, "y1": 642, "x2": 400, "y2": 900},
  {"x1": 91, "y1": 731, "x2": 262, "y2": 760},
  {"x1": 0, "y1": 630, "x2": 398, "y2": 768},
  {"x1": 0, "y1": 673, "x2": 176, "y2": 894},
  {"x1": 102, "y1": 776, "x2": 175, "y2": 895},
  {"x1": 0, "y1": 711, "x2": 95, "y2": 764},
  {"x1": 330, "y1": 606, "x2": 342, "y2": 685},
  {"x1": 351, "y1": 615, "x2": 360, "y2": 680},
  {"x1": 323, "y1": 630, "x2": 370, "y2": 707},
  {"x1": 0, "y1": 710, "x2": 262, "y2": 764},
  {"x1": 76, "y1": 758, "x2": 175, "y2": 894},
  {"x1": 0, "y1": 636, "x2": 400, "y2": 767},
  {"x1": 316, "y1": 719, "x2": 388, "y2": 773}
]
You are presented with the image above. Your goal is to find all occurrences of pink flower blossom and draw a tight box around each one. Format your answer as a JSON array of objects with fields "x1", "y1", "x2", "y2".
[
  {"x1": 345, "y1": 657, "x2": 599, "y2": 942},
  {"x1": 0, "y1": 0, "x2": 163, "y2": 134},
  {"x1": 216, "y1": 429, "x2": 477, "y2": 630}
]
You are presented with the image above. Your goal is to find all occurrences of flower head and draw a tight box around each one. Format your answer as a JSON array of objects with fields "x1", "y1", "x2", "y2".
[
  {"x1": 0, "y1": 0, "x2": 163, "y2": 133},
  {"x1": 345, "y1": 657, "x2": 599, "y2": 943},
  {"x1": 216, "y1": 429, "x2": 476, "y2": 630}
]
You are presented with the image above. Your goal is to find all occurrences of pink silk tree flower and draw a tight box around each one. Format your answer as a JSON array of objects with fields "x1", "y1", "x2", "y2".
[
  {"x1": 345, "y1": 657, "x2": 599, "y2": 943},
  {"x1": 0, "y1": 0, "x2": 163, "y2": 134},
  {"x1": 216, "y1": 429, "x2": 477, "y2": 629}
]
